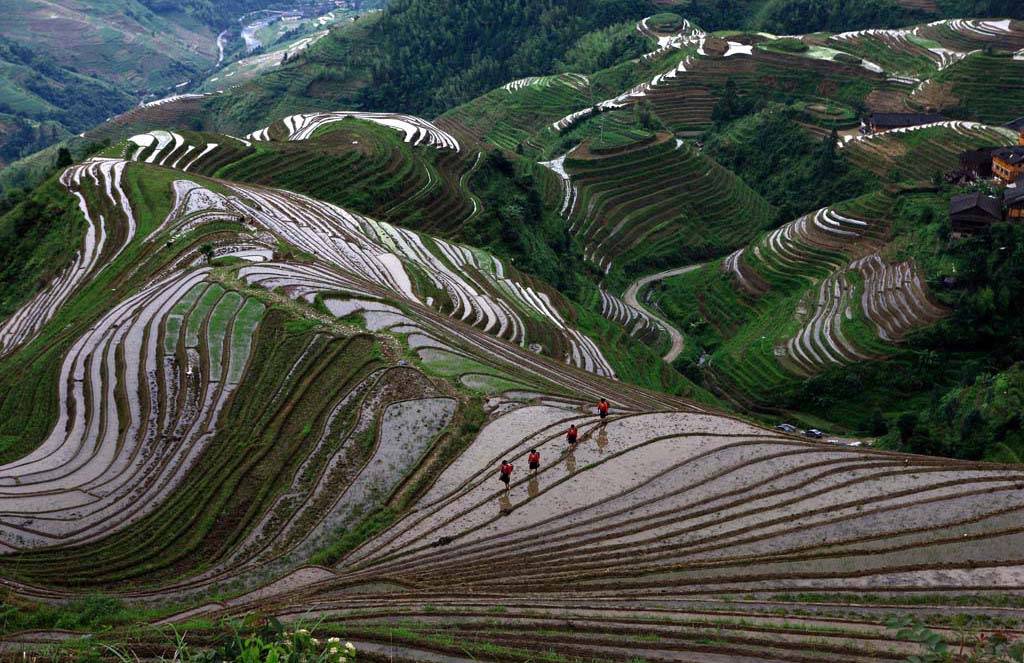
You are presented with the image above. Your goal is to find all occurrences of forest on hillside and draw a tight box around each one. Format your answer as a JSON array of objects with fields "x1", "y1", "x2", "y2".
[{"x1": 360, "y1": 0, "x2": 651, "y2": 116}]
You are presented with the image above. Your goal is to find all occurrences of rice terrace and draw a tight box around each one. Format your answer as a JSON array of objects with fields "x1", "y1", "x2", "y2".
[{"x1": 4, "y1": 0, "x2": 1024, "y2": 661}]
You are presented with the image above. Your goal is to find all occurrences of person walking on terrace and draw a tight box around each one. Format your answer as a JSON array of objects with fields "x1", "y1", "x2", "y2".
[
  {"x1": 528, "y1": 449, "x2": 541, "y2": 475},
  {"x1": 566, "y1": 424, "x2": 579, "y2": 451},
  {"x1": 597, "y1": 398, "x2": 610, "y2": 425},
  {"x1": 499, "y1": 460, "x2": 514, "y2": 494}
]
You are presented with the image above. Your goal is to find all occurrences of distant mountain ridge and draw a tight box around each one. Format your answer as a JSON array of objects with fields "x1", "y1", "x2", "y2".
[{"x1": 0, "y1": 0, "x2": 287, "y2": 165}]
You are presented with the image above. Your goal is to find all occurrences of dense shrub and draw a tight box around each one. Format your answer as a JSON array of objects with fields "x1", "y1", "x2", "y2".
[
  {"x1": 707, "y1": 107, "x2": 875, "y2": 222},
  {"x1": 466, "y1": 151, "x2": 581, "y2": 296},
  {"x1": 556, "y1": 21, "x2": 650, "y2": 73},
  {"x1": 768, "y1": 38, "x2": 810, "y2": 53}
]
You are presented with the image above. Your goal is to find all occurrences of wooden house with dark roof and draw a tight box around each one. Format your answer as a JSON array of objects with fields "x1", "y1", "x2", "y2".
[
  {"x1": 959, "y1": 147, "x2": 997, "y2": 179},
  {"x1": 867, "y1": 112, "x2": 947, "y2": 133},
  {"x1": 949, "y1": 192, "x2": 1003, "y2": 236},
  {"x1": 1006, "y1": 177, "x2": 1024, "y2": 221}
]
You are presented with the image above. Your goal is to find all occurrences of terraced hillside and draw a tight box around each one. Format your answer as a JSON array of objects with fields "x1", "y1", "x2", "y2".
[
  {"x1": 8, "y1": 7, "x2": 1024, "y2": 661},
  {"x1": 552, "y1": 132, "x2": 776, "y2": 274},
  {"x1": 646, "y1": 186, "x2": 959, "y2": 425},
  {"x1": 645, "y1": 46, "x2": 891, "y2": 133},
  {"x1": 4, "y1": 113, "x2": 1024, "y2": 660},
  {"x1": 916, "y1": 51, "x2": 1024, "y2": 122},
  {"x1": 437, "y1": 73, "x2": 593, "y2": 153},
  {"x1": 843, "y1": 120, "x2": 1018, "y2": 184},
  {"x1": 12, "y1": 401, "x2": 1024, "y2": 661},
  {"x1": 217, "y1": 116, "x2": 480, "y2": 237}
]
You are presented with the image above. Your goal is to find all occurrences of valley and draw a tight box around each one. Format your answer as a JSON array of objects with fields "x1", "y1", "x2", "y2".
[{"x1": 0, "y1": 0, "x2": 384, "y2": 166}]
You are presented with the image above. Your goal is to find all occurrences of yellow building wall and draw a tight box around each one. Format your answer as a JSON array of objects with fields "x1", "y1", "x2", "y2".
[{"x1": 993, "y1": 158, "x2": 1024, "y2": 183}]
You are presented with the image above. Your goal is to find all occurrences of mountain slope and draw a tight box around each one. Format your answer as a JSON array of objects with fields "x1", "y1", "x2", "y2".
[
  {"x1": 3, "y1": 147, "x2": 1024, "y2": 663},
  {"x1": 6, "y1": 5, "x2": 1024, "y2": 659},
  {"x1": 0, "y1": 0, "x2": 281, "y2": 163}
]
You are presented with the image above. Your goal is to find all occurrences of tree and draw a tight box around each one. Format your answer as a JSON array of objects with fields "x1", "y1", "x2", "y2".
[
  {"x1": 817, "y1": 128, "x2": 840, "y2": 176},
  {"x1": 869, "y1": 408, "x2": 888, "y2": 436},
  {"x1": 712, "y1": 80, "x2": 752, "y2": 127},
  {"x1": 200, "y1": 243, "x2": 215, "y2": 263},
  {"x1": 55, "y1": 147, "x2": 73, "y2": 168},
  {"x1": 635, "y1": 100, "x2": 664, "y2": 132},
  {"x1": 897, "y1": 412, "x2": 918, "y2": 443}
]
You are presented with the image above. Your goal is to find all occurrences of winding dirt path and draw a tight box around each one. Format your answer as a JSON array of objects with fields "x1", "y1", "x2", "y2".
[{"x1": 623, "y1": 263, "x2": 705, "y2": 363}]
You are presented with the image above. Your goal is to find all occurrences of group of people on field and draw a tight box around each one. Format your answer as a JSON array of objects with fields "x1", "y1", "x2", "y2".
[{"x1": 498, "y1": 399, "x2": 610, "y2": 493}]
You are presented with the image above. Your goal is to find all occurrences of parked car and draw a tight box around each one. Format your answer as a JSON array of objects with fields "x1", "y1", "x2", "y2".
[
  {"x1": 775, "y1": 423, "x2": 798, "y2": 433},
  {"x1": 804, "y1": 429, "x2": 824, "y2": 439}
]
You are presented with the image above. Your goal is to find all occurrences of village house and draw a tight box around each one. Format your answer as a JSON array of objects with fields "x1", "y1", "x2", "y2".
[
  {"x1": 959, "y1": 147, "x2": 997, "y2": 179},
  {"x1": 1006, "y1": 177, "x2": 1024, "y2": 221},
  {"x1": 867, "y1": 112, "x2": 947, "y2": 133},
  {"x1": 992, "y1": 139, "x2": 1024, "y2": 184},
  {"x1": 949, "y1": 192, "x2": 1003, "y2": 237}
]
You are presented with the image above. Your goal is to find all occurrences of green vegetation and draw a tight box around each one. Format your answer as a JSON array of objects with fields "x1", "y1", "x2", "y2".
[
  {"x1": 205, "y1": 14, "x2": 380, "y2": 133},
  {"x1": 311, "y1": 506, "x2": 397, "y2": 566},
  {"x1": 360, "y1": 0, "x2": 650, "y2": 117},
  {"x1": 677, "y1": 0, "x2": 921, "y2": 33},
  {"x1": 708, "y1": 107, "x2": 876, "y2": 221},
  {"x1": 0, "y1": 174, "x2": 86, "y2": 318},
  {"x1": 756, "y1": 0, "x2": 914, "y2": 34},
  {"x1": 6, "y1": 7, "x2": 1024, "y2": 661},
  {"x1": 647, "y1": 42, "x2": 881, "y2": 134},
  {"x1": 885, "y1": 363, "x2": 1024, "y2": 462},
  {"x1": 0, "y1": 0, "x2": 268, "y2": 160},
  {"x1": 211, "y1": 0, "x2": 654, "y2": 135},
  {"x1": 878, "y1": 223, "x2": 1024, "y2": 461},
  {"x1": 935, "y1": 0, "x2": 1024, "y2": 19},
  {"x1": 765, "y1": 37, "x2": 811, "y2": 54},
  {"x1": 563, "y1": 130, "x2": 777, "y2": 276},
  {"x1": 646, "y1": 13, "x2": 684, "y2": 32},
  {"x1": 0, "y1": 38, "x2": 132, "y2": 163},
  {"x1": 928, "y1": 53, "x2": 1024, "y2": 124},
  {"x1": 215, "y1": 119, "x2": 476, "y2": 237},
  {"x1": 1, "y1": 592, "x2": 140, "y2": 631},
  {"x1": 829, "y1": 32, "x2": 938, "y2": 77},
  {"x1": 555, "y1": 21, "x2": 651, "y2": 73},
  {"x1": 845, "y1": 122, "x2": 1013, "y2": 187},
  {"x1": 136, "y1": 0, "x2": 282, "y2": 30},
  {"x1": 464, "y1": 151, "x2": 580, "y2": 295}
]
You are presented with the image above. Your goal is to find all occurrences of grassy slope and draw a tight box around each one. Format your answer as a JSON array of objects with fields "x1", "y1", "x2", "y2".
[
  {"x1": 0, "y1": 175, "x2": 87, "y2": 319},
  {"x1": 925, "y1": 52, "x2": 1024, "y2": 124}
]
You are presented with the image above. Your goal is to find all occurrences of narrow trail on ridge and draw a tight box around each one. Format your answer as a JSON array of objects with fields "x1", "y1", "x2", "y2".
[{"x1": 623, "y1": 262, "x2": 705, "y2": 363}]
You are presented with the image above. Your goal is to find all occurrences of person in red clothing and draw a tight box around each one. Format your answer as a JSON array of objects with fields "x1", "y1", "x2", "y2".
[
  {"x1": 566, "y1": 424, "x2": 579, "y2": 450},
  {"x1": 528, "y1": 449, "x2": 541, "y2": 475},
  {"x1": 499, "y1": 460, "x2": 513, "y2": 493},
  {"x1": 597, "y1": 398, "x2": 610, "y2": 425}
]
